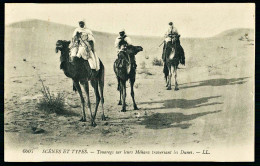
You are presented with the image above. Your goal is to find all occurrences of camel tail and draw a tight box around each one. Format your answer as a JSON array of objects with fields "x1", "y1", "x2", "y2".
[
  {"x1": 99, "y1": 61, "x2": 105, "y2": 86},
  {"x1": 179, "y1": 46, "x2": 185, "y2": 66},
  {"x1": 98, "y1": 60, "x2": 105, "y2": 103},
  {"x1": 73, "y1": 81, "x2": 77, "y2": 92},
  {"x1": 163, "y1": 63, "x2": 169, "y2": 81}
]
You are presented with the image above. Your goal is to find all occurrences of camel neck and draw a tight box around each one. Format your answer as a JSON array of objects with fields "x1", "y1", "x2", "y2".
[
  {"x1": 60, "y1": 48, "x2": 70, "y2": 63},
  {"x1": 61, "y1": 48, "x2": 70, "y2": 56}
]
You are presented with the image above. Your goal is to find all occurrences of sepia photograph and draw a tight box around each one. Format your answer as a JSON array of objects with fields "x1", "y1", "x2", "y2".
[{"x1": 4, "y1": 3, "x2": 255, "y2": 161}]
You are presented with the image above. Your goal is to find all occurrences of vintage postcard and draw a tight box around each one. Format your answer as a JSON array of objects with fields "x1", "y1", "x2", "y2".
[{"x1": 4, "y1": 3, "x2": 255, "y2": 161}]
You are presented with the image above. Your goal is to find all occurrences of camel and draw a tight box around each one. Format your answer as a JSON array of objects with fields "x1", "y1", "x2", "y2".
[
  {"x1": 55, "y1": 40, "x2": 105, "y2": 127},
  {"x1": 163, "y1": 34, "x2": 185, "y2": 90},
  {"x1": 113, "y1": 45, "x2": 143, "y2": 112}
]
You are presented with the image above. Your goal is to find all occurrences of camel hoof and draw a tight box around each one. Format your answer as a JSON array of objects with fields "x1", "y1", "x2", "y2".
[
  {"x1": 101, "y1": 115, "x2": 106, "y2": 121},
  {"x1": 134, "y1": 106, "x2": 139, "y2": 110},
  {"x1": 167, "y1": 87, "x2": 172, "y2": 90},
  {"x1": 79, "y1": 117, "x2": 86, "y2": 122},
  {"x1": 175, "y1": 87, "x2": 179, "y2": 91},
  {"x1": 121, "y1": 109, "x2": 126, "y2": 112},
  {"x1": 91, "y1": 122, "x2": 97, "y2": 127},
  {"x1": 118, "y1": 101, "x2": 122, "y2": 105}
]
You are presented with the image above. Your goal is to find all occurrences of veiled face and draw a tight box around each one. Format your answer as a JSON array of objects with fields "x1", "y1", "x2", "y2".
[
  {"x1": 79, "y1": 22, "x2": 85, "y2": 28},
  {"x1": 119, "y1": 32, "x2": 125, "y2": 37}
]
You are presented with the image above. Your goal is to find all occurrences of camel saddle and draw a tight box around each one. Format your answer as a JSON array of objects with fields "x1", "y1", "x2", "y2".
[
  {"x1": 116, "y1": 50, "x2": 130, "y2": 68},
  {"x1": 162, "y1": 39, "x2": 185, "y2": 65}
]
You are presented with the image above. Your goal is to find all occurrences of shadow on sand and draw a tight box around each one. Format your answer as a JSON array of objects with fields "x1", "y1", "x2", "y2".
[
  {"x1": 140, "y1": 110, "x2": 222, "y2": 129},
  {"x1": 140, "y1": 96, "x2": 222, "y2": 110},
  {"x1": 179, "y1": 77, "x2": 249, "y2": 90}
]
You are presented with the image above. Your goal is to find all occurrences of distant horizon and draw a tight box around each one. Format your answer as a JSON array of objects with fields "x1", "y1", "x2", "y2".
[
  {"x1": 6, "y1": 18, "x2": 254, "y2": 39},
  {"x1": 5, "y1": 3, "x2": 255, "y2": 38}
]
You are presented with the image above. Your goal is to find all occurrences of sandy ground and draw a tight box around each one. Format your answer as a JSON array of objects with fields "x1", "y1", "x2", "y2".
[{"x1": 4, "y1": 23, "x2": 254, "y2": 161}]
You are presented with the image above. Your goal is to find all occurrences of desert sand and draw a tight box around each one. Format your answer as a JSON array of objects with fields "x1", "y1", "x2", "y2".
[{"x1": 4, "y1": 20, "x2": 254, "y2": 161}]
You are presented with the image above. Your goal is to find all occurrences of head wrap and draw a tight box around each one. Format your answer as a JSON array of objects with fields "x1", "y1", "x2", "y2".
[{"x1": 119, "y1": 28, "x2": 125, "y2": 33}]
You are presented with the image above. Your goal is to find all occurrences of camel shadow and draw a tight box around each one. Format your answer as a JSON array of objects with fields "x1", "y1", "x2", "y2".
[
  {"x1": 179, "y1": 77, "x2": 249, "y2": 90},
  {"x1": 140, "y1": 110, "x2": 222, "y2": 129},
  {"x1": 140, "y1": 96, "x2": 222, "y2": 110}
]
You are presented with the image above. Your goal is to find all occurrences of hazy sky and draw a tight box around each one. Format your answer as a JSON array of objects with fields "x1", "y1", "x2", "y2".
[{"x1": 5, "y1": 3, "x2": 255, "y2": 37}]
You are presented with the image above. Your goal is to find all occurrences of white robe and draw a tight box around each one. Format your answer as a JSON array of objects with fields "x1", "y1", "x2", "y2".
[
  {"x1": 114, "y1": 35, "x2": 132, "y2": 52},
  {"x1": 72, "y1": 27, "x2": 95, "y2": 43},
  {"x1": 70, "y1": 27, "x2": 100, "y2": 71},
  {"x1": 164, "y1": 26, "x2": 178, "y2": 42}
]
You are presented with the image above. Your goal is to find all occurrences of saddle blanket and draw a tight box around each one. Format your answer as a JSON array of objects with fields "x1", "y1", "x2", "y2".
[{"x1": 71, "y1": 46, "x2": 100, "y2": 71}]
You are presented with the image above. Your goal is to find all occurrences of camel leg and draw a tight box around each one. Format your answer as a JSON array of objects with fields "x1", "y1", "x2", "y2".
[
  {"x1": 130, "y1": 78, "x2": 138, "y2": 110},
  {"x1": 90, "y1": 80, "x2": 100, "y2": 126},
  {"x1": 164, "y1": 63, "x2": 169, "y2": 87},
  {"x1": 167, "y1": 66, "x2": 172, "y2": 90},
  {"x1": 118, "y1": 90, "x2": 122, "y2": 105},
  {"x1": 73, "y1": 81, "x2": 86, "y2": 122},
  {"x1": 120, "y1": 80, "x2": 126, "y2": 112},
  {"x1": 117, "y1": 77, "x2": 122, "y2": 105},
  {"x1": 174, "y1": 66, "x2": 179, "y2": 91},
  {"x1": 166, "y1": 76, "x2": 169, "y2": 87},
  {"x1": 166, "y1": 74, "x2": 169, "y2": 87},
  {"x1": 98, "y1": 79, "x2": 106, "y2": 121},
  {"x1": 82, "y1": 82, "x2": 95, "y2": 126}
]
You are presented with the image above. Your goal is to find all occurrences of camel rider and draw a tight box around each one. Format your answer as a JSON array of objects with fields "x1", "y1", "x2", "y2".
[
  {"x1": 70, "y1": 20, "x2": 95, "y2": 60},
  {"x1": 70, "y1": 20, "x2": 100, "y2": 70},
  {"x1": 114, "y1": 29, "x2": 133, "y2": 68},
  {"x1": 162, "y1": 22, "x2": 179, "y2": 62},
  {"x1": 115, "y1": 29, "x2": 132, "y2": 54}
]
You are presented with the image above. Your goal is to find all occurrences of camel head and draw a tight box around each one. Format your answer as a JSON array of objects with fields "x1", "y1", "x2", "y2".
[
  {"x1": 55, "y1": 40, "x2": 71, "y2": 53},
  {"x1": 125, "y1": 45, "x2": 143, "y2": 56}
]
